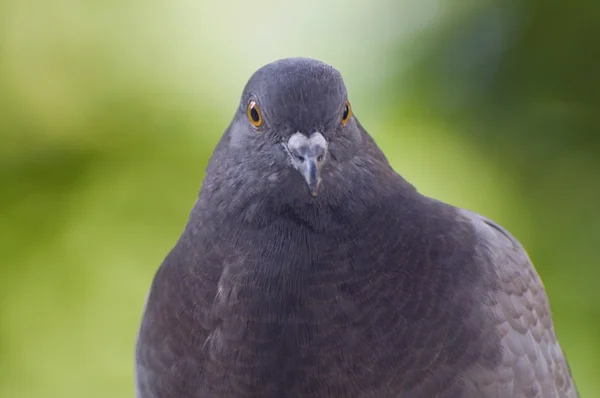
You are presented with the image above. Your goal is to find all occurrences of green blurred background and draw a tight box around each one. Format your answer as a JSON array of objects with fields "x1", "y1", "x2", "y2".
[{"x1": 1, "y1": 0, "x2": 598, "y2": 396}]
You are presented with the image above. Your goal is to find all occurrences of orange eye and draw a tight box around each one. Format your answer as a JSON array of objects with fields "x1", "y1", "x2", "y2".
[
  {"x1": 247, "y1": 100, "x2": 263, "y2": 128},
  {"x1": 342, "y1": 99, "x2": 352, "y2": 125}
]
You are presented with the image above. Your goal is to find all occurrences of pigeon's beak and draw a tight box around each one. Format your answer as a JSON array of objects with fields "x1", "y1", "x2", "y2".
[
  {"x1": 297, "y1": 155, "x2": 323, "y2": 196},
  {"x1": 285, "y1": 132, "x2": 328, "y2": 197}
]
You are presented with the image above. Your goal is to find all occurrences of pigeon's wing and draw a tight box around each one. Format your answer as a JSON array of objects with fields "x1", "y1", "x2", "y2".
[
  {"x1": 459, "y1": 209, "x2": 578, "y2": 398},
  {"x1": 135, "y1": 233, "x2": 219, "y2": 398}
]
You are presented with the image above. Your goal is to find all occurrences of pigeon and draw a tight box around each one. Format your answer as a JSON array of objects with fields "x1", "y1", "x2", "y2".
[{"x1": 135, "y1": 57, "x2": 578, "y2": 398}]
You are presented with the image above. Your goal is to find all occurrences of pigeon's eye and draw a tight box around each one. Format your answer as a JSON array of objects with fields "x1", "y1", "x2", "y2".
[
  {"x1": 341, "y1": 100, "x2": 352, "y2": 126},
  {"x1": 247, "y1": 100, "x2": 263, "y2": 128}
]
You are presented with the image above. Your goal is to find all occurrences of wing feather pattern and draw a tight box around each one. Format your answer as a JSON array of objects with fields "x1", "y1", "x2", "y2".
[{"x1": 459, "y1": 209, "x2": 578, "y2": 398}]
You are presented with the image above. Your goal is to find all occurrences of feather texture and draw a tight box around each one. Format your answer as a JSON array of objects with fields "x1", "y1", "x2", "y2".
[{"x1": 135, "y1": 57, "x2": 578, "y2": 398}]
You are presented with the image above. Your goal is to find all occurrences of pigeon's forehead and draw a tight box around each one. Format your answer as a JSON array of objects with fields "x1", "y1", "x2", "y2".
[
  {"x1": 242, "y1": 58, "x2": 348, "y2": 131},
  {"x1": 245, "y1": 58, "x2": 346, "y2": 100}
]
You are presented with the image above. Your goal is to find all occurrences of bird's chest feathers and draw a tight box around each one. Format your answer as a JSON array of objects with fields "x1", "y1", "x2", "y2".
[
  {"x1": 197, "y1": 202, "x2": 477, "y2": 396},
  {"x1": 203, "y1": 219, "x2": 415, "y2": 374},
  {"x1": 211, "y1": 225, "x2": 368, "y2": 322}
]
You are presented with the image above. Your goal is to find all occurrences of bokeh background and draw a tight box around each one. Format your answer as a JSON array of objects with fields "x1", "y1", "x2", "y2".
[{"x1": 1, "y1": 0, "x2": 598, "y2": 396}]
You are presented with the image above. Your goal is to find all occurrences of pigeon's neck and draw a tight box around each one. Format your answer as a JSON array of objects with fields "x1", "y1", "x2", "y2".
[
  {"x1": 199, "y1": 147, "x2": 417, "y2": 233},
  {"x1": 197, "y1": 166, "x2": 416, "y2": 233},
  {"x1": 189, "y1": 171, "x2": 425, "y2": 277}
]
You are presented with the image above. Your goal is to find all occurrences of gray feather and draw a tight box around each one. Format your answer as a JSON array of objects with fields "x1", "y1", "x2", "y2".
[
  {"x1": 458, "y1": 210, "x2": 578, "y2": 397},
  {"x1": 135, "y1": 57, "x2": 578, "y2": 398}
]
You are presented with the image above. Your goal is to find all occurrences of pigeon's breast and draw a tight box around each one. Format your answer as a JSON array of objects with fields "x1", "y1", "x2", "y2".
[
  {"x1": 199, "y1": 222, "x2": 393, "y2": 396},
  {"x1": 198, "y1": 211, "x2": 494, "y2": 398}
]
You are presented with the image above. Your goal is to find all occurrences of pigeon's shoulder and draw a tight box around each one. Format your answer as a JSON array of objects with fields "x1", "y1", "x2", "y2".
[{"x1": 456, "y1": 209, "x2": 578, "y2": 398}]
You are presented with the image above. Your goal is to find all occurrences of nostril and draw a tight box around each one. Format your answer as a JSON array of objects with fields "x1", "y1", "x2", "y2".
[
  {"x1": 296, "y1": 155, "x2": 305, "y2": 162},
  {"x1": 317, "y1": 155, "x2": 324, "y2": 162}
]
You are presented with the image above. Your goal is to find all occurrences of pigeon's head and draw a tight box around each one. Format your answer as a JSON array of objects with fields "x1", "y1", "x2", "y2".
[{"x1": 226, "y1": 58, "x2": 364, "y2": 199}]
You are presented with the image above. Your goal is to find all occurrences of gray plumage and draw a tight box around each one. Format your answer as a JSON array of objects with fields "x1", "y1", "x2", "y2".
[{"x1": 135, "y1": 58, "x2": 578, "y2": 398}]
